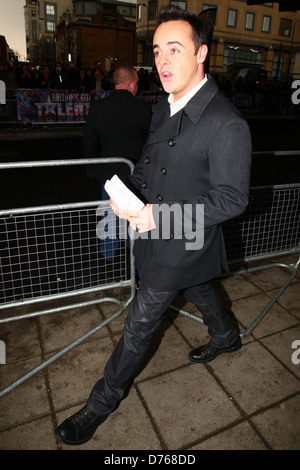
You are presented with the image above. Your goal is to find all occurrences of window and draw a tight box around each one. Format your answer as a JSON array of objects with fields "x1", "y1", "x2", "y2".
[
  {"x1": 46, "y1": 5, "x2": 55, "y2": 16},
  {"x1": 117, "y1": 5, "x2": 136, "y2": 18},
  {"x1": 46, "y1": 21, "x2": 55, "y2": 32},
  {"x1": 45, "y1": 3, "x2": 56, "y2": 33},
  {"x1": 272, "y1": 54, "x2": 283, "y2": 78},
  {"x1": 223, "y1": 45, "x2": 262, "y2": 73},
  {"x1": 73, "y1": 1, "x2": 98, "y2": 15},
  {"x1": 227, "y1": 9, "x2": 237, "y2": 28},
  {"x1": 279, "y1": 18, "x2": 292, "y2": 37},
  {"x1": 262, "y1": 15, "x2": 271, "y2": 33},
  {"x1": 170, "y1": 1, "x2": 187, "y2": 10},
  {"x1": 245, "y1": 12, "x2": 254, "y2": 30}
]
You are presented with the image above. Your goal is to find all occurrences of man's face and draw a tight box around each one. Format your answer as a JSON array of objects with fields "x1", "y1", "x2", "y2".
[{"x1": 153, "y1": 20, "x2": 206, "y2": 102}]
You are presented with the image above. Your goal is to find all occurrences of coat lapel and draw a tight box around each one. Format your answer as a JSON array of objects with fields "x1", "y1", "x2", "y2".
[
  {"x1": 147, "y1": 99, "x2": 183, "y2": 145},
  {"x1": 147, "y1": 74, "x2": 219, "y2": 146},
  {"x1": 183, "y1": 74, "x2": 219, "y2": 124}
]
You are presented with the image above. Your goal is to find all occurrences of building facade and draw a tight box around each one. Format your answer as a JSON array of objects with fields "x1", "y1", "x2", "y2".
[
  {"x1": 24, "y1": 1, "x2": 300, "y2": 79},
  {"x1": 24, "y1": 0, "x2": 136, "y2": 67},
  {"x1": 56, "y1": 2, "x2": 136, "y2": 70},
  {"x1": 136, "y1": 1, "x2": 300, "y2": 80},
  {"x1": 24, "y1": 0, "x2": 74, "y2": 65}
]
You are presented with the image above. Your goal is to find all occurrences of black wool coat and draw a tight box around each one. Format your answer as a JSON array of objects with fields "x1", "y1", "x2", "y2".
[
  {"x1": 84, "y1": 89, "x2": 152, "y2": 163},
  {"x1": 128, "y1": 74, "x2": 252, "y2": 290}
]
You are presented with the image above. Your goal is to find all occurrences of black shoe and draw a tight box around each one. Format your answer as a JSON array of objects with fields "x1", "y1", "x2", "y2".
[
  {"x1": 55, "y1": 405, "x2": 109, "y2": 446},
  {"x1": 188, "y1": 337, "x2": 242, "y2": 363}
]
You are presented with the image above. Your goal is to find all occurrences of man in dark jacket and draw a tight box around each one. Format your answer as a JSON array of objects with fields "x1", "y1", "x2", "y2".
[
  {"x1": 55, "y1": 6, "x2": 252, "y2": 446},
  {"x1": 84, "y1": 65, "x2": 152, "y2": 182},
  {"x1": 84, "y1": 65, "x2": 152, "y2": 257}
]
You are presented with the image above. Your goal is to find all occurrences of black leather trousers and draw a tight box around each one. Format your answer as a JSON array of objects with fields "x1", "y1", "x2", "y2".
[{"x1": 87, "y1": 281, "x2": 238, "y2": 415}]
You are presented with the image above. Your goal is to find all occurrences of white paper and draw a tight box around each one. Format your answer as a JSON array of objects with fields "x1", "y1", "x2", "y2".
[{"x1": 104, "y1": 175, "x2": 145, "y2": 212}]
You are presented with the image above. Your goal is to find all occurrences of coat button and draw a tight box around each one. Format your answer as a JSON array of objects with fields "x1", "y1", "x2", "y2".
[
  {"x1": 144, "y1": 157, "x2": 150, "y2": 164},
  {"x1": 156, "y1": 195, "x2": 163, "y2": 201},
  {"x1": 160, "y1": 168, "x2": 167, "y2": 175},
  {"x1": 142, "y1": 183, "x2": 147, "y2": 189},
  {"x1": 168, "y1": 139, "x2": 176, "y2": 147}
]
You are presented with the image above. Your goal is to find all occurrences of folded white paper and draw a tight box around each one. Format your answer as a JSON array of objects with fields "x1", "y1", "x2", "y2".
[{"x1": 104, "y1": 175, "x2": 145, "y2": 212}]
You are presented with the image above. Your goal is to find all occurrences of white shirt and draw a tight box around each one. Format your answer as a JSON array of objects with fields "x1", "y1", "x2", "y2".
[{"x1": 168, "y1": 75, "x2": 208, "y2": 117}]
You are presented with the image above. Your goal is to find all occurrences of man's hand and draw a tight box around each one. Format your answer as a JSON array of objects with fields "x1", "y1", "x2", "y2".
[
  {"x1": 126, "y1": 204, "x2": 156, "y2": 233},
  {"x1": 110, "y1": 199, "x2": 156, "y2": 233},
  {"x1": 110, "y1": 199, "x2": 127, "y2": 219}
]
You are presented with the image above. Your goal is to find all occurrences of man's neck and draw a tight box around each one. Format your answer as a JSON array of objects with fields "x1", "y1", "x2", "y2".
[
  {"x1": 168, "y1": 74, "x2": 208, "y2": 117},
  {"x1": 114, "y1": 84, "x2": 130, "y2": 92}
]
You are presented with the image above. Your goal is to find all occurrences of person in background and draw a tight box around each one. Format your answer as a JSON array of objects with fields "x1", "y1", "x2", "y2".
[
  {"x1": 84, "y1": 65, "x2": 152, "y2": 170},
  {"x1": 85, "y1": 68, "x2": 95, "y2": 92},
  {"x1": 37, "y1": 65, "x2": 51, "y2": 89},
  {"x1": 93, "y1": 66, "x2": 104, "y2": 90},
  {"x1": 83, "y1": 65, "x2": 152, "y2": 257},
  {"x1": 17, "y1": 64, "x2": 33, "y2": 88},
  {"x1": 55, "y1": 5, "x2": 251, "y2": 446},
  {"x1": 49, "y1": 62, "x2": 70, "y2": 89},
  {"x1": 73, "y1": 69, "x2": 88, "y2": 92}
]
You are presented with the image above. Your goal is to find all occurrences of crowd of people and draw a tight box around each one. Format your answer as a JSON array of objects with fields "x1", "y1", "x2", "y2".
[
  {"x1": 0, "y1": 56, "x2": 298, "y2": 118},
  {"x1": 0, "y1": 58, "x2": 115, "y2": 93},
  {"x1": 0, "y1": 58, "x2": 162, "y2": 94},
  {"x1": 212, "y1": 72, "x2": 297, "y2": 115}
]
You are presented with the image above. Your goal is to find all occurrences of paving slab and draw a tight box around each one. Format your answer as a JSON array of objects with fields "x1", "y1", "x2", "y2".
[
  {"x1": 208, "y1": 341, "x2": 300, "y2": 415},
  {"x1": 137, "y1": 364, "x2": 242, "y2": 449},
  {"x1": 0, "y1": 358, "x2": 51, "y2": 429},
  {"x1": 189, "y1": 420, "x2": 268, "y2": 450},
  {"x1": 251, "y1": 394, "x2": 300, "y2": 450},
  {"x1": 0, "y1": 255, "x2": 299, "y2": 450},
  {"x1": 47, "y1": 338, "x2": 116, "y2": 411}
]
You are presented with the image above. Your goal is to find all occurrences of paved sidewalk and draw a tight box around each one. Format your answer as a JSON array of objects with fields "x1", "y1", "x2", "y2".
[{"x1": 0, "y1": 254, "x2": 299, "y2": 450}]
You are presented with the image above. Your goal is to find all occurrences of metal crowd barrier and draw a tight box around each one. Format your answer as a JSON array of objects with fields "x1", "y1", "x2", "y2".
[
  {"x1": 0, "y1": 158, "x2": 300, "y2": 398},
  {"x1": 170, "y1": 182, "x2": 300, "y2": 338},
  {"x1": 0, "y1": 158, "x2": 136, "y2": 398}
]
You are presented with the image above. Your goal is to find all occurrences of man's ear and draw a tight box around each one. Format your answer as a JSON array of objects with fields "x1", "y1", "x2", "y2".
[{"x1": 197, "y1": 44, "x2": 208, "y2": 64}]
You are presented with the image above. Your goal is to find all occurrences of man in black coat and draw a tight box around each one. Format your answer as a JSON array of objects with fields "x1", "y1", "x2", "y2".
[
  {"x1": 84, "y1": 65, "x2": 152, "y2": 257},
  {"x1": 55, "y1": 6, "x2": 252, "y2": 446},
  {"x1": 84, "y1": 65, "x2": 152, "y2": 183}
]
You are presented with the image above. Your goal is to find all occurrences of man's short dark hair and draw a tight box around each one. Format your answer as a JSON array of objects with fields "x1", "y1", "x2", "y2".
[{"x1": 156, "y1": 5, "x2": 208, "y2": 54}]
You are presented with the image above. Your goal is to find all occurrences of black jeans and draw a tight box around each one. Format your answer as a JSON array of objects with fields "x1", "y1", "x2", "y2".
[{"x1": 87, "y1": 281, "x2": 238, "y2": 415}]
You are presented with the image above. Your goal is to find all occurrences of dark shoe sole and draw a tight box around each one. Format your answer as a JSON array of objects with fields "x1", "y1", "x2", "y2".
[
  {"x1": 55, "y1": 430, "x2": 95, "y2": 446},
  {"x1": 188, "y1": 340, "x2": 242, "y2": 364}
]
